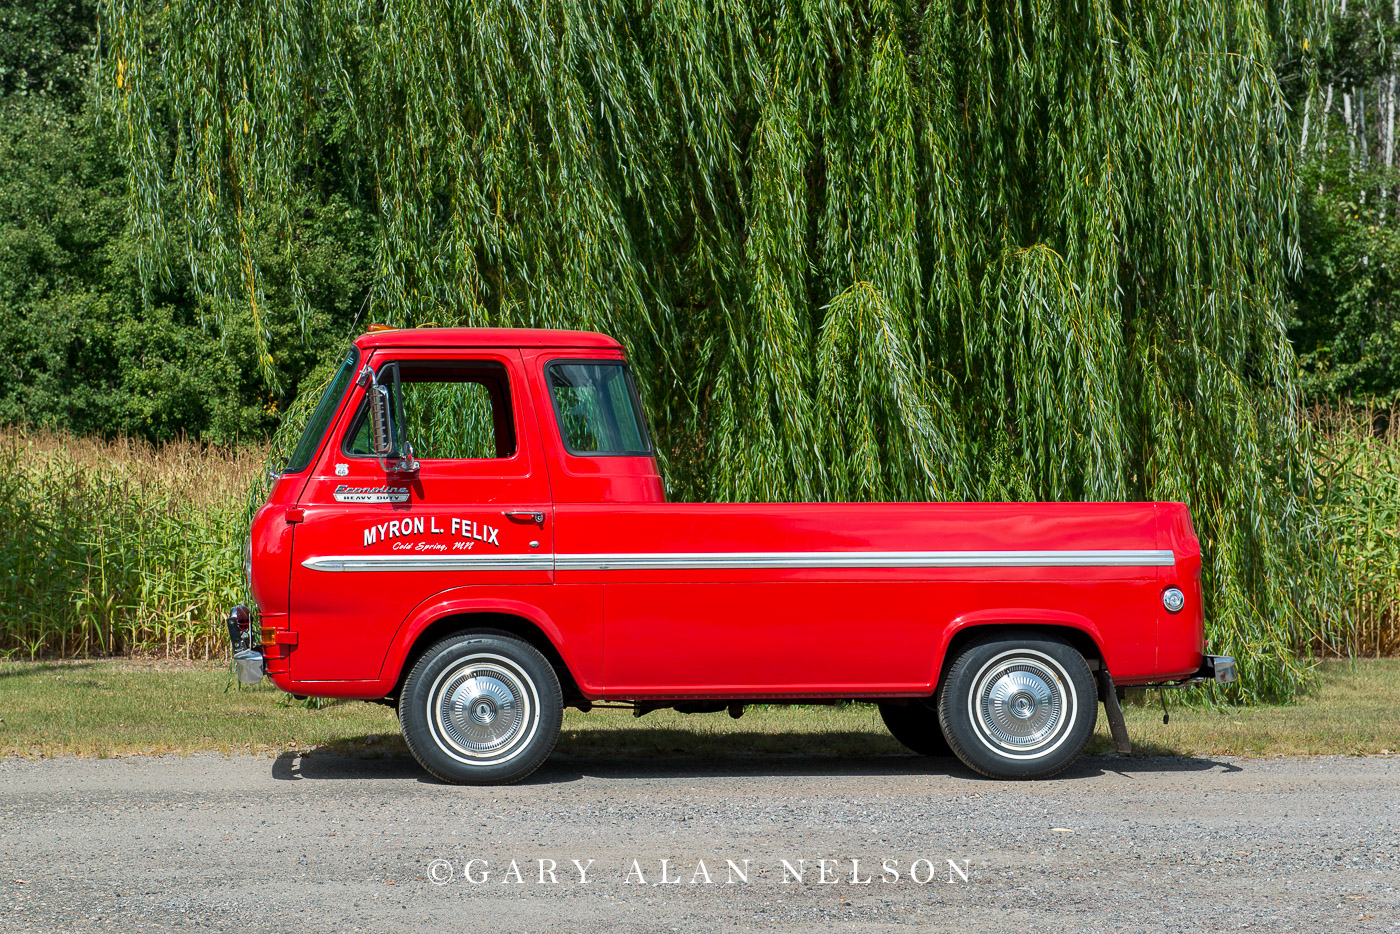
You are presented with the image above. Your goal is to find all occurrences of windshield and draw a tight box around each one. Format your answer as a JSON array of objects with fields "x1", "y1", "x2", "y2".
[{"x1": 285, "y1": 347, "x2": 359, "y2": 473}]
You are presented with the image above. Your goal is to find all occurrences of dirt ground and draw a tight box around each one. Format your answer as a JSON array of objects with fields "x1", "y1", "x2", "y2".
[{"x1": 2, "y1": 750, "x2": 1397, "y2": 932}]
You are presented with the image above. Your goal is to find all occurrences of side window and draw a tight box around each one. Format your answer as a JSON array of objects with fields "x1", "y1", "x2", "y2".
[
  {"x1": 546, "y1": 361, "x2": 651, "y2": 456},
  {"x1": 346, "y1": 360, "x2": 517, "y2": 460}
]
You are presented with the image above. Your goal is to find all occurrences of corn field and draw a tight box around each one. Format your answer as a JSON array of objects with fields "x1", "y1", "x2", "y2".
[
  {"x1": 1314, "y1": 404, "x2": 1400, "y2": 658},
  {"x1": 94, "y1": 0, "x2": 1344, "y2": 700},
  {"x1": 0, "y1": 431, "x2": 262, "y2": 659},
  {"x1": 0, "y1": 423, "x2": 1395, "y2": 688}
]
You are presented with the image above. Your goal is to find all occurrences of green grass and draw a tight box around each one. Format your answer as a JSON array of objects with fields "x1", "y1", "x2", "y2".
[
  {"x1": 1098, "y1": 659, "x2": 1400, "y2": 757},
  {"x1": 0, "y1": 660, "x2": 398, "y2": 758},
  {"x1": 2, "y1": 658, "x2": 1398, "y2": 761}
]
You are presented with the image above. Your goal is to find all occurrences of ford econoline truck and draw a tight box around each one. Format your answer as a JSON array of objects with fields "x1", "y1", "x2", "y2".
[{"x1": 229, "y1": 326, "x2": 1235, "y2": 783}]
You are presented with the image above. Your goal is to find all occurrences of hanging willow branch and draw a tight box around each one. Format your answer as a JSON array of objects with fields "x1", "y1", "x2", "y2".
[{"x1": 98, "y1": 0, "x2": 1335, "y2": 701}]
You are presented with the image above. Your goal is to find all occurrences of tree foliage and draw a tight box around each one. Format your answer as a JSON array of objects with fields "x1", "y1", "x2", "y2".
[
  {"x1": 1290, "y1": 2, "x2": 1400, "y2": 402},
  {"x1": 100, "y1": 0, "x2": 1336, "y2": 700},
  {"x1": 0, "y1": 0, "x2": 375, "y2": 442}
]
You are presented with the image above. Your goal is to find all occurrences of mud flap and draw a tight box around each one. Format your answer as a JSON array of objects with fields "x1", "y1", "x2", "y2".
[{"x1": 1096, "y1": 669, "x2": 1132, "y2": 755}]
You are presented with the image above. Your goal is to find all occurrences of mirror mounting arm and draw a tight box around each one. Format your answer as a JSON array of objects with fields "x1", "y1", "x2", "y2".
[{"x1": 384, "y1": 442, "x2": 420, "y2": 476}]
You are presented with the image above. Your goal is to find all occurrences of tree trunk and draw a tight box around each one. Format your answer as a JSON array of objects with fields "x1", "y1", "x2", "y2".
[
  {"x1": 1386, "y1": 75, "x2": 1396, "y2": 169},
  {"x1": 1358, "y1": 86, "x2": 1369, "y2": 167},
  {"x1": 1301, "y1": 90, "x2": 1313, "y2": 157},
  {"x1": 1346, "y1": 91, "x2": 1356, "y2": 167}
]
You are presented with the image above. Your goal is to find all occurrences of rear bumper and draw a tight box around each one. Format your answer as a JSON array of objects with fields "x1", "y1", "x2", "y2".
[
  {"x1": 1137, "y1": 654, "x2": 1237, "y2": 690},
  {"x1": 1198, "y1": 654, "x2": 1237, "y2": 685}
]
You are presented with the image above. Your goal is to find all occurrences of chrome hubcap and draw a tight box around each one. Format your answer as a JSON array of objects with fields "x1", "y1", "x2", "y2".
[
  {"x1": 969, "y1": 651, "x2": 1073, "y2": 759},
  {"x1": 428, "y1": 655, "x2": 538, "y2": 764}
]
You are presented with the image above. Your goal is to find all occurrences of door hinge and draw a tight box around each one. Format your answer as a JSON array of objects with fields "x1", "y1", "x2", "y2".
[{"x1": 286, "y1": 507, "x2": 305, "y2": 523}]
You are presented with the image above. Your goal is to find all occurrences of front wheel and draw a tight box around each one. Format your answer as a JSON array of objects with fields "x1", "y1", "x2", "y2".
[
  {"x1": 937, "y1": 631, "x2": 1097, "y2": 780},
  {"x1": 399, "y1": 632, "x2": 562, "y2": 785}
]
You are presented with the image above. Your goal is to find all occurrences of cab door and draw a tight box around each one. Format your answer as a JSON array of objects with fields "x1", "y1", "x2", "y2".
[{"x1": 290, "y1": 349, "x2": 553, "y2": 682}]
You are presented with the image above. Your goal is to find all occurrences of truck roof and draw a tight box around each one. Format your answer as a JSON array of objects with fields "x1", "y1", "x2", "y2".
[{"x1": 354, "y1": 326, "x2": 623, "y2": 351}]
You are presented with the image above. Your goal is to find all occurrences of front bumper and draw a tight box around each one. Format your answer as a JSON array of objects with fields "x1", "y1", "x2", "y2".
[
  {"x1": 233, "y1": 649, "x2": 265, "y2": 685},
  {"x1": 226, "y1": 605, "x2": 265, "y2": 685}
]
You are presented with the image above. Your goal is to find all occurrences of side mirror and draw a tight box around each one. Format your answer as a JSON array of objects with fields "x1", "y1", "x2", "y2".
[
  {"x1": 367, "y1": 382, "x2": 394, "y2": 457},
  {"x1": 356, "y1": 363, "x2": 419, "y2": 473}
]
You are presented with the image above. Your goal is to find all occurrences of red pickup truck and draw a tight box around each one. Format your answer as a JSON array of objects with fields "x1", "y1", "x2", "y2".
[{"x1": 229, "y1": 326, "x2": 1235, "y2": 784}]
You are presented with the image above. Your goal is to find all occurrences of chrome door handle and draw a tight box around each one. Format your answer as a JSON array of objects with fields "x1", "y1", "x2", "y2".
[{"x1": 503, "y1": 510, "x2": 545, "y2": 527}]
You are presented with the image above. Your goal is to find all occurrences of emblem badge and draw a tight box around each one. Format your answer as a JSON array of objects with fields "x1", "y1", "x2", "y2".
[
  {"x1": 334, "y1": 484, "x2": 410, "y2": 504},
  {"x1": 334, "y1": 463, "x2": 349, "y2": 476}
]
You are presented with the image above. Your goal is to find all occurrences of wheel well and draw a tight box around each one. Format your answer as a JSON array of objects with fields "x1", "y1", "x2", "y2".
[
  {"x1": 937, "y1": 623, "x2": 1104, "y2": 689},
  {"x1": 392, "y1": 612, "x2": 585, "y2": 706}
]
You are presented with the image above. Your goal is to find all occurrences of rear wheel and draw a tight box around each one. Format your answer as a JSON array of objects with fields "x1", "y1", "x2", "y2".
[
  {"x1": 398, "y1": 632, "x2": 562, "y2": 785},
  {"x1": 878, "y1": 700, "x2": 952, "y2": 756},
  {"x1": 937, "y1": 631, "x2": 1097, "y2": 780}
]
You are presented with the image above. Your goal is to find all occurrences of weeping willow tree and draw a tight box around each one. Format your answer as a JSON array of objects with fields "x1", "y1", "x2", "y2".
[{"x1": 99, "y1": 0, "x2": 1336, "y2": 700}]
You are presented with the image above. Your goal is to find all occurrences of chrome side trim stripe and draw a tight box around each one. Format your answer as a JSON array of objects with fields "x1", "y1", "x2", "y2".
[
  {"x1": 302, "y1": 549, "x2": 1175, "y2": 572},
  {"x1": 555, "y1": 550, "x2": 1175, "y2": 570},
  {"x1": 301, "y1": 554, "x2": 553, "y2": 573}
]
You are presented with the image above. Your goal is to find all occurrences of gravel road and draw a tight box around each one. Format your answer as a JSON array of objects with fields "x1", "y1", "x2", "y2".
[{"x1": 1, "y1": 751, "x2": 1397, "y2": 932}]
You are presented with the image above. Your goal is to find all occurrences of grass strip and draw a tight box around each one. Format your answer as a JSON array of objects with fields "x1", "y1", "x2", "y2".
[{"x1": 2, "y1": 658, "x2": 1396, "y2": 761}]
